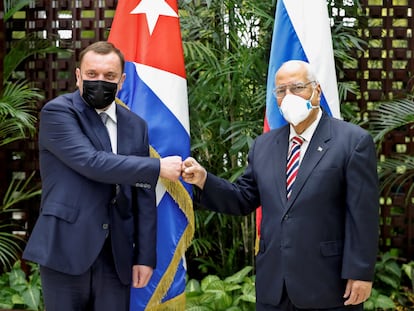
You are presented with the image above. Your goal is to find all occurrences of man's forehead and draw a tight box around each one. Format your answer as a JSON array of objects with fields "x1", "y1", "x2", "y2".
[
  {"x1": 81, "y1": 51, "x2": 120, "y2": 65},
  {"x1": 80, "y1": 57, "x2": 121, "y2": 73},
  {"x1": 276, "y1": 70, "x2": 306, "y2": 84}
]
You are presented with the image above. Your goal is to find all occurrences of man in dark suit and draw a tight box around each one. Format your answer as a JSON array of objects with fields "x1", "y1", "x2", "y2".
[
  {"x1": 182, "y1": 60, "x2": 379, "y2": 310},
  {"x1": 23, "y1": 41, "x2": 182, "y2": 311}
]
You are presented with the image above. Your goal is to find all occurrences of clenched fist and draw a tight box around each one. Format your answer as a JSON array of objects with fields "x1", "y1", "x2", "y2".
[
  {"x1": 181, "y1": 157, "x2": 207, "y2": 189},
  {"x1": 159, "y1": 156, "x2": 182, "y2": 181}
]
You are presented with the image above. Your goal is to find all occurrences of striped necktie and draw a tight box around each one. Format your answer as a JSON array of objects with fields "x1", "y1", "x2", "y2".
[{"x1": 286, "y1": 136, "x2": 304, "y2": 199}]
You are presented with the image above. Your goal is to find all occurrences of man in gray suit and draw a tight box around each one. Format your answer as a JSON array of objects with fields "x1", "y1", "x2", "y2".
[{"x1": 182, "y1": 60, "x2": 379, "y2": 310}]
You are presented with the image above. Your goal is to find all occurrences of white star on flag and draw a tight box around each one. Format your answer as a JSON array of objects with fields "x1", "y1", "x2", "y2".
[{"x1": 131, "y1": 0, "x2": 178, "y2": 35}]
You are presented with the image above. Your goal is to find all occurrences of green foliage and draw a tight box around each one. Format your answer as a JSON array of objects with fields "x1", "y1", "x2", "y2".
[
  {"x1": 181, "y1": 0, "x2": 271, "y2": 279},
  {"x1": 0, "y1": 80, "x2": 41, "y2": 147},
  {"x1": 1, "y1": 259, "x2": 412, "y2": 310},
  {"x1": 366, "y1": 49, "x2": 414, "y2": 310},
  {"x1": 364, "y1": 288, "x2": 396, "y2": 310},
  {"x1": 0, "y1": 0, "x2": 59, "y2": 270},
  {"x1": 188, "y1": 208, "x2": 255, "y2": 279},
  {"x1": 1, "y1": 1, "x2": 71, "y2": 146},
  {"x1": 369, "y1": 95, "x2": 414, "y2": 144},
  {"x1": 365, "y1": 252, "x2": 399, "y2": 309},
  {"x1": 3, "y1": 0, "x2": 32, "y2": 21},
  {"x1": 402, "y1": 261, "x2": 414, "y2": 291},
  {"x1": 186, "y1": 266, "x2": 255, "y2": 310},
  {"x1": 0, "y1": 171, "x2": 41, "y2": 270},
  {"x1": 181, "y1": 0, "x2": 271, "y2": 179},
  {"x1": 365, "y1": 251, "x2": 414, "y2": 310},
  {"x1": 4, "y1": 32, "x2": 66, "y2": 82},
  {"x1": 328, "y1": 0, "x2": 367, "y2": 122},
  {"x1": 0, "y1": 260, "x2": 43, "y2": 310},
  {"x1": 367, "y1": 95, "x2": 414, "y2": 200},
  {"x1": 186, "y1": 258, "x2": 414, "y2": 310}
]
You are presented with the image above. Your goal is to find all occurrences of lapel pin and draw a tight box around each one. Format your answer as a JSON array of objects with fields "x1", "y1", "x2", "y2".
[{"x1": 317, "y1": 146, "x2": 323, "y2": 152}]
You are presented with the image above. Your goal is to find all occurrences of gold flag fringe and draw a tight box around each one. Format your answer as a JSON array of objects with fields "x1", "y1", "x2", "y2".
[
  {"x1": 145, "y1": 147, "x2": 194, "y2": 310},
  {"x1": 145, "y1": 292, "x2": 186, "y2": 311},
  {"x1": 115, "y1": 99, "x2": 194, "y2": 309}
]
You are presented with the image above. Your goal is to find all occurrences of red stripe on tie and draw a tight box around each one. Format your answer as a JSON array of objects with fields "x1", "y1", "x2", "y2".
[{"x1": 286, "y1": 136, "x2": 303, "y2": 199}]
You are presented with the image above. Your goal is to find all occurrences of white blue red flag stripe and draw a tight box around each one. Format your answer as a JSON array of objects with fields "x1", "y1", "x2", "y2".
[
  {"x1": 108, "y1": 0, "x2": 193, "y2": 309},
  {"x1": 257, "y1": 0, "x2": 340, "y2": 248},
  {"x1": 264, "y1": 0, "x2": 340, "y2": 131}
]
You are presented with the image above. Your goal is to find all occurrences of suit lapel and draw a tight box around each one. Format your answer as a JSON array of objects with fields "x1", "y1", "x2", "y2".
[
  {"x1": 116, "y1": 105, "x2": 133, "y2": 155},
  {"x1": 285, "y1": 114, "x2": 332, "y2": 209},
  {"x1": 269, "y1": 127, "x2": 290, "y2": 206},
  {"x1": 86, "y1": 109, "x2": 113, "y2": 152},
  {"x1": 74, "y1": 91, "x2": 112, "y2": 152}
]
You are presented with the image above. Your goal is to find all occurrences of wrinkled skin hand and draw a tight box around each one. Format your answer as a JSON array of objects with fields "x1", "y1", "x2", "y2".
[
  {"x1": 181, "y1": 157, "x2": 207, "y2": 189},
  {"x1": 343, "y1": 279, "x2": 373, "y2": 306}
]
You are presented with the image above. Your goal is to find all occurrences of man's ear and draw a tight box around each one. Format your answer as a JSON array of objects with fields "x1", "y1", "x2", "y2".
[
  {"x1": 75, "y1": 68, "x2": 81, "y2": 89},
  {"x1": 118, "y1": 73, "x2": 127, "y2": 91},
  {"x1": 316, "y1": 84, "x2": 322, "y2": 101}
]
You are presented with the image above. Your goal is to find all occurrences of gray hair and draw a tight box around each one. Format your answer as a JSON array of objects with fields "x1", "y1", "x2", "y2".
[{"x1": 278, "y1": 60, "x2": 318, "y2": 83}]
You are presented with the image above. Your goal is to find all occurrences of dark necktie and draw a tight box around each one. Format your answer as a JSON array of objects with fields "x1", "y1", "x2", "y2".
[
  {"x1": 286, "y1": 136, "x2": 303, "y2": 199},
  {"x1": 99, "y1": 112, "x2": 112, "y2": 151},
  {"x1": 100, "y1": 112, "x2": 109, "y2": 125}
]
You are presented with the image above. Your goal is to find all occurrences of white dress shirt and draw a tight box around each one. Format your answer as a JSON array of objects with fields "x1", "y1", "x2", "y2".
[
  {"x1": 288, "y1": 108, "x2": 322, "y2": 164},
  {"x1": 96, "y1": 102, "x2": 117, "y2": 154}
]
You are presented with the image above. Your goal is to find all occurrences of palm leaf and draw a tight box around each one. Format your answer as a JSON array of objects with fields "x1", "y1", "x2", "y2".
[
  {"x1": 377, "y1": 154, "x2": 414, "y2": 200},
  {"x1": 3, "y1": 0, "x2": 32, "y2": 21},
  {"x1": 369, "y1": 96, "x2": 414, "y2": 143},
  {"x1": 1, "y1": 171, "x2": 41, "y2": 211},
  {"x1": 0, "y1": 80, "x2": 41, "y2": 146},
  {"x1": 3, "y1": 32, "x2": 68, "y2": 82},
  {"x1": 0, "y1": 171, "x2": 40, "y2": 269},
  {"x1": 0, "y1": 229, "x2": 24, "y2": 270}
]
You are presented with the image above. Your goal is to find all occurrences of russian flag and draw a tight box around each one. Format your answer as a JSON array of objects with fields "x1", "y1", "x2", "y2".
[
  {"x1": 108, "y1": 0, "x2": 193, "y2": 309},
  {"x1": 264, "y1": 0, "x2": 340, "y2": 131},
  {"x1": 257, "y1": 0, "x2": 340, "y2": 244}
]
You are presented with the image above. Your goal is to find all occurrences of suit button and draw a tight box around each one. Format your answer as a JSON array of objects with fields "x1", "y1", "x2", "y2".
[
  {"x1": 283, "y1": 214, "x2": 289, "y2": 221},
  {"x1": 102, "y1": 223, "x2": 109, "y2": 230}
]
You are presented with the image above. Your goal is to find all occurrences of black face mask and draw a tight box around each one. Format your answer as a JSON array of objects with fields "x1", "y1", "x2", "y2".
[{"x1": 81, "y1": 80, "x2": 118, "y2": 109}]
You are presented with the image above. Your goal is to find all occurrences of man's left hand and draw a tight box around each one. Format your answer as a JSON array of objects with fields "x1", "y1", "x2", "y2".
[
  {"x1": 343, "y1": 279, "x2": 373, "y2": 305},
  {"x1": 132, "y1": 265, "x2": 153, "y2": 288}
]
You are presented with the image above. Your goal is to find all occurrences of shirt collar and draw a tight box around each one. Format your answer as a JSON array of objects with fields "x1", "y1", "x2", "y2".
[
  {"x1": 96, "y1": 102, "x2": 117, "y2": 124},
  {"x1": 289, "y1": 108, "x2": 322, "y2": 142}
]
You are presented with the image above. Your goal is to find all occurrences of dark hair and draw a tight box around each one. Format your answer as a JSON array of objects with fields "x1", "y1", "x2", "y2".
[{"x1": 79, "y1": 41, "x2": 125, "y2": 71}]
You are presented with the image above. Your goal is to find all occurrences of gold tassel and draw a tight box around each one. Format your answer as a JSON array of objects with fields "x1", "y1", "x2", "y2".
[
  {"x1": 145, "y1": 147, "x2": 194, "y2": 310},
  {"x1": 115, "y1": 98, "x2": 194, "y2": 309},
  {"x1": 145, "y1": 293, "x2": 186, "y2": 311}
]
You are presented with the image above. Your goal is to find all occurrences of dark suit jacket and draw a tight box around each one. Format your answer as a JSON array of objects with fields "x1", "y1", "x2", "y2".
[
  {"x1": 23, "y1": 90, "x2": 160, "y2": 285},
  {"x1": 199, "y1": 112, "x2": 379, "y2": 309}
]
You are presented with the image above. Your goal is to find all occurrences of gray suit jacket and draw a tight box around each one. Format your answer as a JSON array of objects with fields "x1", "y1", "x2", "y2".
[{"x1": 199, "y1": 112, "x2": 379, "y2": 308}]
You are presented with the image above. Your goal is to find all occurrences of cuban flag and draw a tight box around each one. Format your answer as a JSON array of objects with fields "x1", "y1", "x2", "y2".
[
  {"x1": 108, "y1": 0, "x2": 193, "y2": 309},
  {"x1": 257, "y1": 0, "x2": 340, "y2": 247}
]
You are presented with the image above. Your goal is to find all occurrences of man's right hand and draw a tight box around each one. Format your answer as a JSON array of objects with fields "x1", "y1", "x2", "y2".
[
  {"x1": 159, "y1": 156, "x2": 182, "y2": 181},
  {"x1": 181, "y1": 157, "x2": 207, "y2": 189}
]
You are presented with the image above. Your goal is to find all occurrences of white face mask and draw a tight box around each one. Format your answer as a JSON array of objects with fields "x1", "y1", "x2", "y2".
[{"x1": 279, "y1": 91, "x2": 318, "y2": 126}]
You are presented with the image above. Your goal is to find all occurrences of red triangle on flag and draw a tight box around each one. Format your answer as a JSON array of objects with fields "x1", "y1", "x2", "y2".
[{"x1": 108, "y1": 0, "x2": 186, "y2": 78}]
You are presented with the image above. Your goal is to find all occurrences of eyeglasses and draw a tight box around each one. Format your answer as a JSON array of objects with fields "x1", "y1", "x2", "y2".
[{"x1": 273, "y1": 81, "x2": 316, "y2": 99}]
